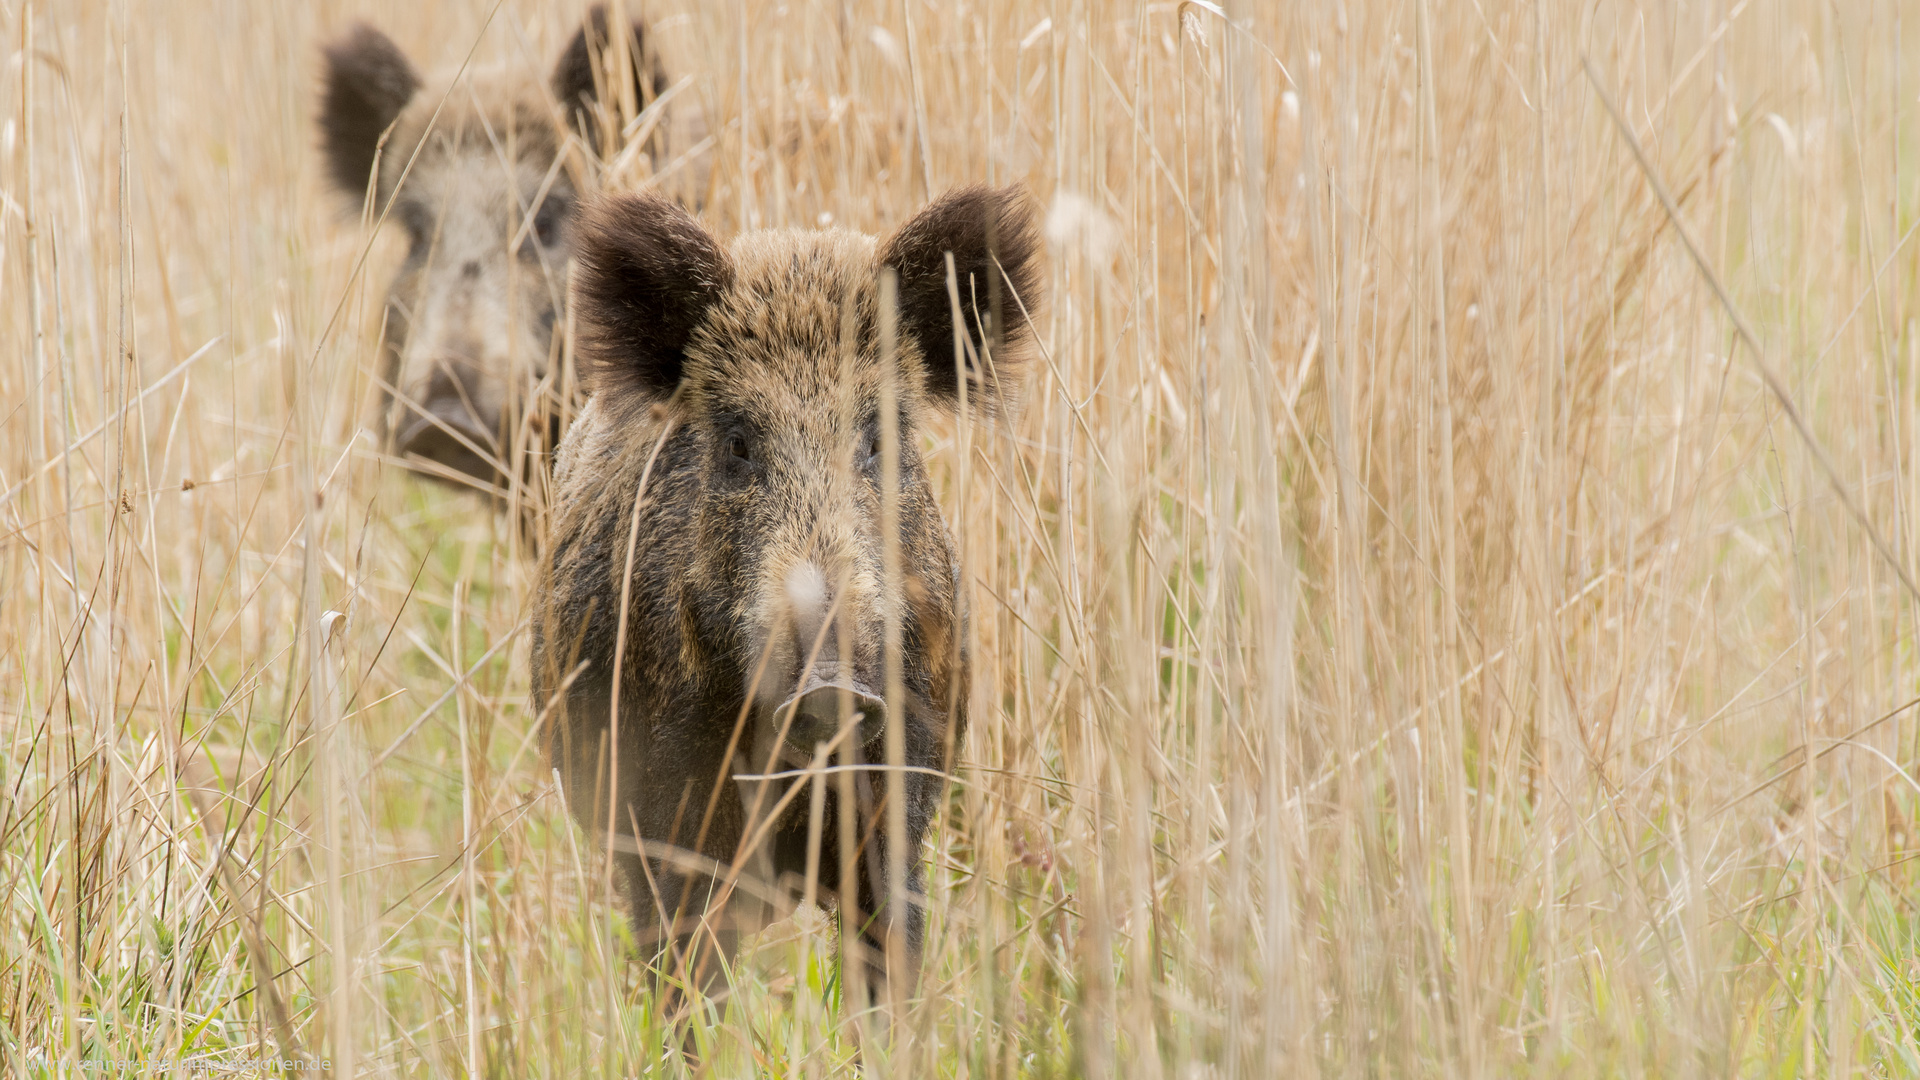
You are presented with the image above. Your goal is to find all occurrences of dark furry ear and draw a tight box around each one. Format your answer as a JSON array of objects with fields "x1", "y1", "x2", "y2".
[
  {"x1": 552, "y1": 4, "x2": 669, "y2": 150},
  {"x1": 319, "y1": 24, "x2": 421, "y2": 201},
  {"x1": 572, "y1": 193, "x2": 733, "y2": 401},
  {"x1": 877, "y1": 185, "x2": 1042, "y2": 412}
]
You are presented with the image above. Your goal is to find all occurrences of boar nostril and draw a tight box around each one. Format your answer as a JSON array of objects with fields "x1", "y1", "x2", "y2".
[
  {"x1": 462, "y1": 260, "x2": 482, "y2": 279},
  {"x1": 777, "y1": 680, "x2": 885, "y2": 752}
]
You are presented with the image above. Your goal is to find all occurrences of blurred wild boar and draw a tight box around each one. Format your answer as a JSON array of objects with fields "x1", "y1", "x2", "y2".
[
  {"x1": 532, "y1": 186, "x2": 1040, "y2": 1003},
  {"x1": 317, "y1": 7, "x2": 678, "y2": 495}
]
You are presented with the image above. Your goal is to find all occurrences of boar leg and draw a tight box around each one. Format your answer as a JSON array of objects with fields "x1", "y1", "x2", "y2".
[
  {"x1": 624, "y1": 854, "x2": 751, "y2": 1019},
  {"x1": 627, "y1": 780, "x2": 778, "y2": 1024},
  {"x1": 844, "y1": 771, "x2": 928, "y2": 1010}
]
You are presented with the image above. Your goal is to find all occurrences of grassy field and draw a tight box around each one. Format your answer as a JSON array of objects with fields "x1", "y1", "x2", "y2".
[{"x1": 4, "y1": 0, "x2": 1920, "y2": 1075}]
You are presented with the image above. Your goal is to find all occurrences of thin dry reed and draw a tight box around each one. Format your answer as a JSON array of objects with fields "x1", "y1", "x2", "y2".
[{"x1": 2, "y1": 0, "x2": 1917, "y2": 1076}]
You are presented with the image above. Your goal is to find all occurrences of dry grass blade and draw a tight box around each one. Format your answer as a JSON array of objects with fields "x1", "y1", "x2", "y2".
[{"x1": 1582, "y1": 52, "x2": 1920, "y2": 604}]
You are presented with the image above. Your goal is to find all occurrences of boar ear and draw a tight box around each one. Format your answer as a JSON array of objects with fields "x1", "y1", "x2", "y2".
[
  {"x1": 319, "y1": 24, "x2": 421, "y2": 202},
  {"x1": 573, "y1": 193, "x2": 734, "y2": 401},
  {"x1": 552, "y1": 4, "x2": 669, "y2": 149},
  {"x1": 877, "y1": 184, "x2": 1042, "y2": 412}
]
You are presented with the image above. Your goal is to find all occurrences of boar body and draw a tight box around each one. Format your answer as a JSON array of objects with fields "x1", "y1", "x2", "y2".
[
  {"x1": 534, "y1": 187, "x2": 1039, "y2": 1003},
  {"x1": 318, "y1": 8, "x2": 684, "y2": 495}
]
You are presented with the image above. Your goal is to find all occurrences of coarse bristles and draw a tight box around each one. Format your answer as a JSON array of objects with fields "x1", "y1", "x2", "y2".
[{"x1": 1, "y1": 1, "x2": 1917, "y2": 1077}]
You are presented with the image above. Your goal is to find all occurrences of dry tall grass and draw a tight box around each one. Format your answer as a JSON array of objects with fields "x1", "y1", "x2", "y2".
[{"x1": 4, "y1": 0, "x2": 1918, "y2": 1075}]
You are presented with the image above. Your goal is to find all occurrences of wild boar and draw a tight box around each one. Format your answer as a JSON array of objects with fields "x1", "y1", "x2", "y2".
[
  {"x1": 317, "y1": 7, "x2": 671, "y2": 494},
  {"x1": 532, "y1": 186, "x2": 1040, "y2": 1007}
]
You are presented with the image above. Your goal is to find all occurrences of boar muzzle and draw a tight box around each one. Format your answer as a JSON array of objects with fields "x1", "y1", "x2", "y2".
[
  {"x1": 394, "y1": 364, "x2": 497, "y2": 481},
  {"x1": 772, "y1": 665, "x2": 885, "y2": 753}
]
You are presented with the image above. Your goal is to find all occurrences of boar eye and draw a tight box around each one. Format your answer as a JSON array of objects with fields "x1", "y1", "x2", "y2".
[
  {"x1": 723, "y1": 427, "x2": 759, "y2": 472},
  {"x1": 398, "y1": 201, "x2": 432, "y2": 244},
  {"x1": 532, "y1": 196, "x2": 569, "y2": 247},
  {"x1": 519, "y1": 196, "x2": 571, "y2": 260},
  {"x1": 858, "y1": 431, "x2": 881, "y2": 471}
]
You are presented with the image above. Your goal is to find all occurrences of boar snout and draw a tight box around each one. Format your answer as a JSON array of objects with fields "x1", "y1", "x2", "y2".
[
  {"x1": 394, "y1": 362, "x2": 499, "y2": 482},
  {"x1": 773, "y1": 668, "x2": 886, "y2": 753},
  {"x1": 766, "y1": 560, "x2": 886, "y2": 753}
]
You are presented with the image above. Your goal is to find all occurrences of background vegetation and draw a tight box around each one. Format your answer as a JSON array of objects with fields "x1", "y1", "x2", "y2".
[{"x1": 3, "y1": 0, "x2": 1919, "y2": 1075}]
